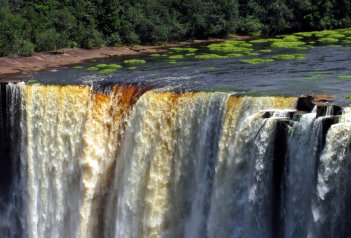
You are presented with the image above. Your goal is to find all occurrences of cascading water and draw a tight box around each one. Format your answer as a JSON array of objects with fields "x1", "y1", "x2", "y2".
[{"x1": 0, "y1": 83, "x2": 350, "y2": 238}]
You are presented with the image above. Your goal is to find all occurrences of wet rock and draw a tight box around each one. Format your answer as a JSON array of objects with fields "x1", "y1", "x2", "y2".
[
  {"x1": 296, "y1": 95, "x2": 315, "y2": 112},
  {"x1": 316, "y1": 105, "x2": 342, "y2": 117}
]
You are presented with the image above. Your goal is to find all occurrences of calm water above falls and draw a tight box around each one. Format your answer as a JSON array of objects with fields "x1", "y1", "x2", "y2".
[
  {"x1": 6, "y1": 42, "x2": 351, "y2": 101},
  {"x1": 1, "y1": 37, "x2": 351, "y2": 238}
]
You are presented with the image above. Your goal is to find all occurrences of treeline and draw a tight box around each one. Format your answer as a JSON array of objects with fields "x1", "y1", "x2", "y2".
[{"x1": 0, "y1": 0, "x2": 350, "y2": 57}]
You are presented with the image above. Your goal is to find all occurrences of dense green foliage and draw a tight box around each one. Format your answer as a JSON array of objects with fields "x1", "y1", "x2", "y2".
[{"x1": 0, "y1": 0, "x2": 350, "y2": 56}]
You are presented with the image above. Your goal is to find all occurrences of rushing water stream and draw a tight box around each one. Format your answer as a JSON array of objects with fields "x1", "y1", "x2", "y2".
[
  {"x1": 1, "y1": 82, "x2": 351, "y2": 238},
  {"x1": 1, "y1": 34, "x2": 351, "y2": 237}
]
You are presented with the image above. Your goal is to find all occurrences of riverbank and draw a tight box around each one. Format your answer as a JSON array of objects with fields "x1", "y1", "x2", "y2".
[{"x1": 0, "y1": 36, "x2": 253, "y2": 78}]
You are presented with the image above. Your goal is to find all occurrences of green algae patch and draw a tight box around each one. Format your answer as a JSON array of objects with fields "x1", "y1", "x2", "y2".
[
  {"x1": 271, "y1": 41, "x2": 306, "y2": 49},
  {"x1": 168, "y1": 60, "x2": 177, "y2": 64},
  {"x1": 206, "y1": 67, "x2": 217, "y2": 72},
  {"x1": 195, "y1": 54, "x2": 228, "y2": 59},
  {"x1": 260, "y1": 49, "x2": 272, "y2": 53},
  {"x1": 170, "y1": 47, "x2": 198, "y2": 53},
  {"x1": 128, "y1": 66, "x2": 137, "y2": 70},
  {"x1": 345, "y1": 96, "x2": 351, "y2": 100},
  {"x1": 248, "y1": 52, "x2": 259, "y2": 56},
  {"x1": 73, "y1": 65, "x2": 84, "y2": 69},
  {"x1": 304, "y1": 72, "x2": 329, "y2": 80},
  {"x1": 150, "y1": 53, "x2": 161, "y2": 57},
  {"x1": 168, "y1": 55, "x2": 184, "y2": 59},
  {"x1": 318, "y1": 37, "x2": 339, "y2": 43},
  {"x1": 337, "y1": 74, "x2": 351, "y2": 79},
  {"x1": 27, "y1": 79, "x2": 39, "y2": 83},
  {"x1": 240, "y1": 58, "x2": 274, "y2": 64},
  {"x1": 87, "y1": 66, "x2": 98, "y2": 71},
  {"x1": 100, "y1": 68, "x2": 117, "y2": 74},
  {"x1": 293, "y1": 32, "x2": 314, "y2": 37},
  {"x1": 272, "y1": 54, "x2": 305, "y2": 60},
  {"x1": 343, "y1": 39, "x2": 351, "y2": 44},
  {"x1": 96, "y1": 63, "x2": 109, "y2": 68},
  {"x1": 108, "y1": 64, "x2": 122, "y2": 69},
  {"x1": 123, "y1": 59, "x2": 147, "y2": 64},
  {"x1": 250, "y1": 38, "x2": 278, "y2": 43},
  {"x1": 185, "y1": 53, "x2": 195, "y2": 56},
  {"x1": 226, "y1": 53, "x2": 243, "y2": 58}
]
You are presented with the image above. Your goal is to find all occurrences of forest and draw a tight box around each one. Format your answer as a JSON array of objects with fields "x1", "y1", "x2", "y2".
[{"x1": 0, "y1": 0, "x2": 350, "y2": 57}]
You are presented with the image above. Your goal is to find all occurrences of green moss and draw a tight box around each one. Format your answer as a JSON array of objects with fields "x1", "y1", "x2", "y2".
[
  {"x1": 318, "y1": 37, "x2": 339, "y2": 43},
  {"x1": 100, "y1": 68, "x2": 117, "y2": 74},
  {"x1": 337, "y1": 74, "x2": 351, "y2": 79},
  {"x1": 170, "y1": 47, "x2": 198, "y2": 53},
  {"x1": 123, "y1": 59, "x2": 147, "y2": 64},
  {"x1": 195, "y1": 54, "x2": 228, "y2": 59},
  {"x1": 240, "y1": 58, "x2": 274, "y2": 64},
  {"x1": 73, "y1": 65, "x2": 84, "y2": 69},
  {"x1": 87, "y1": 66, "x2": 98, "y2": 71},
  {"x1": 272, "y1": 54, "x2": 305, "y2": 60},
  {"x1": 260, "y1": 49, "x2": 272, "y2": 53},
  {"x1": 168, "y1": 54, "x2": 184, "y2": 59},
  {"x1": 96, "y1": 63, "x2": 109, "y2": 68},
  {"x1": 150, "y1": 53, "x2": 161, "y2": 57}
]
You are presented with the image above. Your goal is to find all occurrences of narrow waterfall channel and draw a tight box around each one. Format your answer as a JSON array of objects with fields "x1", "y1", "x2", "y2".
[{"x1": 0, "y1": 83, "x2": 350, "y2": 238}]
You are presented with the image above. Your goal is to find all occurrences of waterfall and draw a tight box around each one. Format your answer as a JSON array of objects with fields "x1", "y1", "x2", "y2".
[{"x1": 1, "y1": 83, "x2": 351, "y2": 238}]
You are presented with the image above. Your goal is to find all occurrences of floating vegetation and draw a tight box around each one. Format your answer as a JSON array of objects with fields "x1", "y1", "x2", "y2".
[
  {"x1": 271, "y1": 41, "x2": 306, "y2": 49},
  {"x1": 27, "y1": 79, "x2": 39, "y2": 83},
  {"x1": 123, "y1": 59, "x2": 147, "y2": 64},
  {"x1": 226, "y1": 53, "x2": 243, "y2": 58},
  {"x1": 318, "y1": 37, "x2": 339, "y2": 43},
  {"x1": 293, "y1": 32, "x2": 314, "y2": 37},
  {"x1": 87, "y1": 66, "x2": 98, "y2": 71},
  {"x1": 108, "y1": 64, "x2": 122, "y2": 69},
  {"x1": 345, "y1": 95, "x2": 351, "y2": 100},
  {"x1": 170, "y1": 47, "x2": 198, "y2": 53},
  {"x1": 248, "y1": 52, "x2": 259, "y2": 56},
  {"x1": 185, "y1": 53, "x2": 195, "y2": 56},
  {"x1": 304, "y1": 72, "x2": 329, "y2": 80},
  {"x1": 150, "y1": 53, "x2": 161, "y2": 57},
  {"x1": 337, "y1": 74, "x2": 351, "y2": 79},
  {"x1": 206, "y1": 67, "x2": 217, "y2": 72},
  {"x1": 168, "y1": 55, "x2": 184, "y2": 59},
  {"x1": 128, "y1": 66, "x2": 137, "y2": 70},
  {"x1": 195, "y1": 54, "x2": 228, "y2": 59},
  {"x1": 260, "y1": 49, "x2": 272, "y2": 53},
  {"x1": 168, "y1": 60, "x2": 177, "y2": 64},
  {"x1": 272, "y1": 54, "x2": 306, "y2": 60},
  {"x1": 250, "y1": 38, "x2": 282, "y2": 44},
  {"x1": 96, "y1": 63, "x2": 109, "y2": 68},
  {"x1": 240, "y1": 58, "x2": 274, "y2": 64},
  {"x1": 100, "y1": 68, "x2": 117, "y2": 74},
  {"x1": 73, "y1": 65, "x2": 84, "y2": 69},
  {"x1": 281, "y1": 35, "x2": 303, "y2": 41}
]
